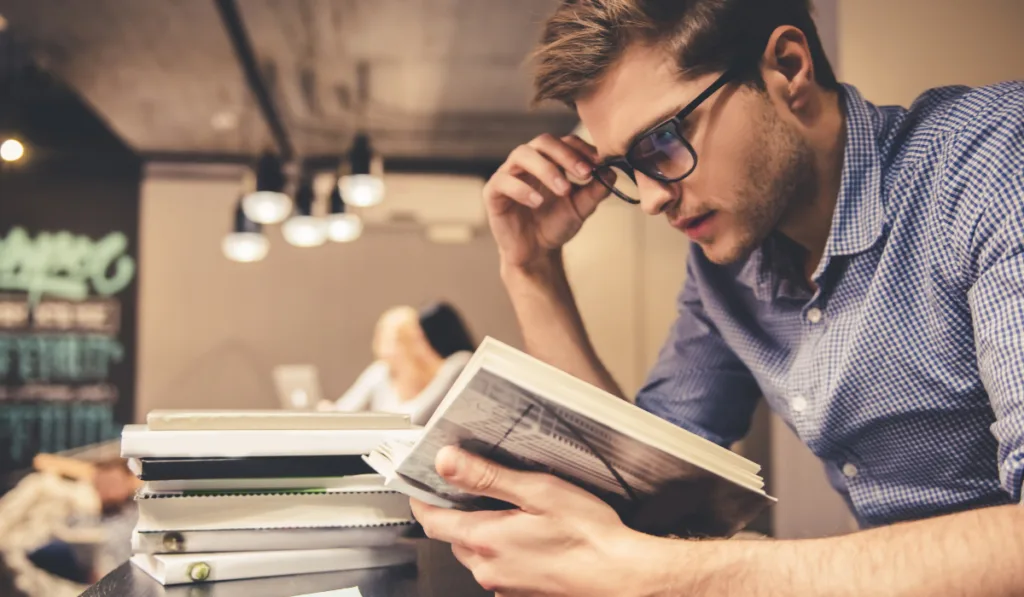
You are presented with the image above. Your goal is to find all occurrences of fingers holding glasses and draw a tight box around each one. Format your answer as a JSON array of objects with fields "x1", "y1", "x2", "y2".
[
  {"x1": 559, "y1": 135, "x2": 601, "y2": 184},
  {"x1": 528, "y1": 133, "x2": 596, "y2": 185},
  {"x1": 501, "y1": 134, "x2": 594, "y2": 194},
  {"x1": 484, "y1": 171, "x2": 546, "y2": 210},
  {"x1": 505, "y1": 144, "x2": 573, "y2": 199},
  {"x1": 486, "y1": 133, "x2": 605, "y2": 216}
]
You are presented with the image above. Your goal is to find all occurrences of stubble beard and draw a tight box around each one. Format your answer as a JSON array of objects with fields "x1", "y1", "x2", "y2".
[{"x1": 706, "y1": 101, "x2": 817, "y2": 265}]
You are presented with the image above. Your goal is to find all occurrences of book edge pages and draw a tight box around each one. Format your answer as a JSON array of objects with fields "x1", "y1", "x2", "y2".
[
  {"x1": 362, "y1": 453, "x2": 457, "y2": 509},
  {"x1": 134, "y1": 491, "x2": 414, "y2": 532},
  {"x1": 146, "y1": 410, "x2": 411, "y2": 431},
  {"x1": 120, "y1": 426, "x2": 423, "y2": 458}
]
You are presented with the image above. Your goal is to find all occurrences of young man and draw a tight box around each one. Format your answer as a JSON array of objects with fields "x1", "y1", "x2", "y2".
[{"x1": 412, "y1": 0, "x2": 1024, "y2": 594}]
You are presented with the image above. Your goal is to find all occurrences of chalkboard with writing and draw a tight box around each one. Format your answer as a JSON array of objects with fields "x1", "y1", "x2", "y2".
[
  {"x1": 0, "y1": 226, "x2": 136, "y2": 470},
  {"x1": 0, "y1": 66, "x2": 142, "y2": 481}
]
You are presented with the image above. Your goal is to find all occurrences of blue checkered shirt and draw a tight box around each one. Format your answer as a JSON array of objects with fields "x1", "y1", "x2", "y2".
[{"x1": 636, "y1": 82, "x2": 1024, "y2": 528}]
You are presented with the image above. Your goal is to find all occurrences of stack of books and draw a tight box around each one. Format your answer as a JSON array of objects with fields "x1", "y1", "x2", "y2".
[{"x1": 120, "y1": 410, "x2": 424, "y2": 585}]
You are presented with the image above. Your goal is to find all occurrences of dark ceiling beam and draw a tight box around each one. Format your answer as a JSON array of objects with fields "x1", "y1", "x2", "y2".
[{"x1": 212, "y1": 0, "x2": 294, "y2": 161}]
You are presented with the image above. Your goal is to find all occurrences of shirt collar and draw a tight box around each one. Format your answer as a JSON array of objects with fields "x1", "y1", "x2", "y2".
[
  {"x1": 737, "y1": 84, "x2": 888, "y2": 298},
  {"x1": 823, "y1": 84, "x2": 887, "y2": 259}
]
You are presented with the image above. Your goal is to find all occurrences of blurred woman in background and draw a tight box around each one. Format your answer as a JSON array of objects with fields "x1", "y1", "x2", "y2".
[{"x1": 327, "y1": 301, "x2": 475, "y2": 425}]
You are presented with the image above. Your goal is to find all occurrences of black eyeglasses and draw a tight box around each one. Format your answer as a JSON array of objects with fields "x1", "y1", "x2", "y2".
[{"x1": 592, "y1": 65, "x2": 741, "y2": 205}]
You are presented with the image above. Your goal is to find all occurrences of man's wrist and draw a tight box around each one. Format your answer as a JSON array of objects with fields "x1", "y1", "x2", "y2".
[
  {"x1": 611, "y1": 532, "x2": 695, "y2": 597},
  {"x1": 620, "y1": 534, "x2": 762, "y2": 597},
  {"x1": 499, "y1": 250, "x2": 565, "y2": 288}
]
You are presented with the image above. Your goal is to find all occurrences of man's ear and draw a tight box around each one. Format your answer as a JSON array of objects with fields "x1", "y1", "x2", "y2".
[{"x1": 760, "y1": 25, "x2": 816, "y2": 114}]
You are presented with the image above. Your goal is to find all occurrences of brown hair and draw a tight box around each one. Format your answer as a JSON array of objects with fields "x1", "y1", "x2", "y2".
[{"x1": 532, "y1": 0, "x2": 839, "y2": 107}]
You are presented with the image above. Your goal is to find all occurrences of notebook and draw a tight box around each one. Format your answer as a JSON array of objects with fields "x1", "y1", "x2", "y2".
[
  {"x1": 139, "y1": 475, "x2": 380, "y2": 494},
  {"x1": 365, "y1": 336, "x2": 775, "y2": 538},
  {"x1": 132, "y1": 523, "x2": 416, "y2": 554},
  {"x1": 127, "y1": 455, "x2": 374, "y2": 481},
  {"x1": 146, "y1": 409, "x2": 410, "y2": 431},
  {"x1": 130, "y1": 545, "x2": 416, "y2": 585},
  {"x1": 135, "y1": 485, "x2": 413, "y2": 532},
  {"x1": 121, "y1": 426, "x2": 423, "y2": 458}
]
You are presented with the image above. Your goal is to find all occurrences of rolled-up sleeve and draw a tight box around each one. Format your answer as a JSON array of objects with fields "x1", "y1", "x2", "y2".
[
  {"x1": 635, "y1": 257, "x2": 762, "y2": 447},
  {"x1": 965, "y1": 182, "x2": 1024, "y2": 503},
  {"x1": 953, "y1": 91, "x2": 1024, "y2": 503},
  {"x1": 972, "y1": 250, "x2": 1024, "y2": 503}
]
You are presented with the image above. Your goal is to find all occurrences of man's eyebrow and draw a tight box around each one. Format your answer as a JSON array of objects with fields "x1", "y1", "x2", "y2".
[{"x1": 601, "y1": 104, "x2": 684, "y2": 160}]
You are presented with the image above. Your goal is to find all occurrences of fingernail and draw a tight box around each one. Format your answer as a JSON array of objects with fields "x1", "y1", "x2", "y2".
[
  {"x1": 575, "y1": 162, "x2": 591, "y2": 177},
  {"x1": 553, "y1": 177, "x2": 570, "y2": 195},
  {"x1": 529, "y1": 192, "x2": 545, "y2": 207},
  {"x1": 437, "y1": 446, "x2": 463, "y2": 477}
]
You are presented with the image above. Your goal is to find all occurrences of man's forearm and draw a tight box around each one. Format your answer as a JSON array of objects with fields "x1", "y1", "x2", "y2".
[
  {"x1": 642, "y1": 504, "x2": 1024, "y2": 596},
  {"x1": 501, "y1": 251, "x2": 623, "y2": 397}
]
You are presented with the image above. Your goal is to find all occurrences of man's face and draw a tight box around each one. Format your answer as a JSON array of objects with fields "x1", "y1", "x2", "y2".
[{"x1": 577, "y1": 44, "x2": 815, "y2": 265}]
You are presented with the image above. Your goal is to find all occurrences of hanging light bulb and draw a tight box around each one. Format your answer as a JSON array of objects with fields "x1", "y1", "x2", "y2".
[
  {"x1": 0, "y1": 138, "x2": 25, "y2": 162},
  {"x1": 222, "y1": 199, "x2": 270, "y2": 263},
  {"x1": 242, "y1": 152, "x2": 292, "y2": 224},
  {"x1": 326, "y1": 183, "x2": 363, "y2": 242},
  {"x1": 282, "y1": 175, "x2": 328, "y2": 247},
  {"x1": 338, "y1": 133, "x2": 384, "y2": 207}
]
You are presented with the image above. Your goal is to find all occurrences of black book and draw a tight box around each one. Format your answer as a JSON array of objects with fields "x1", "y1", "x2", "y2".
[{"x1": 129, "y1": 455, "x2": 373, "y2": 481}]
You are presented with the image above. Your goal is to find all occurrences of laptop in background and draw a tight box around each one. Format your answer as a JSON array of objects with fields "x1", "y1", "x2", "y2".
[{"x1": 272, "y1": 364, "x2": 324, "y2": 410}]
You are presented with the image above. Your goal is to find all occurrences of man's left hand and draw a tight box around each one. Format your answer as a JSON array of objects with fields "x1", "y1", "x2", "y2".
[{"x1": 410, "y1": 446, "x2": 668, "y2": 596}]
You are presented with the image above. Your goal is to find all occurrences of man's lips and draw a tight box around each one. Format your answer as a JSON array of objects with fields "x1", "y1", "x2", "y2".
[{"x1": 672, "y1": 211, "x2": 716, "y2": 230}]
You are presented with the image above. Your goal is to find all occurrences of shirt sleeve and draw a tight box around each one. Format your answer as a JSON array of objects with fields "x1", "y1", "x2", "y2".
[
  {"x1": 956, "y1": 90, "x2": 1024, "y2": 503},
  {"x1": 334, "y1": 361, "x2": 387, "y2": 412},
  {"x1": 635, "y1": 255, "x2": 763, "y2": 447},
  {"x1": 407, "y1": 351, "x2": 472, "y2": 425}
]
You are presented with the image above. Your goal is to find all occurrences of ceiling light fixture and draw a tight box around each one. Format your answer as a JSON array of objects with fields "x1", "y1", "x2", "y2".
[
  {"x1": 282, "y1": 175, "x2": 328, "y2": 248},
  {"x1": 326, "y1": 183, "x2": 363, "y2": 243},
  {"x1": 338, "y1": 133, "x2": 384, "y2": 207},
  {"x1": 242, "y1": 152, "x2": 292, "y2": 224},
  {"x1": 222, "y1": 198, "x2": 270, "y2": 263},
  {"x1": 0, "y1": 139, "x2": 25, "y2": 162}
]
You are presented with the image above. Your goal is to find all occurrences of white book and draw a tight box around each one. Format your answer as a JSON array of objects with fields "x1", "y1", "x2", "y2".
[
  {"x1": 130, "y1": 545, "x2": 416, "y2": 585},
  {"x1": 146, "y1": 410, "x2": 410, "y2": 431},
  {"x1": 121, "y1": 425, "x2": 422, "y2": 458},
  {"x1": 139, "y1": 474, "x2": 382, "y2": 494},
  {"x1": 132, "y1": 523, "x2": 416, "y2": 554},
  {"x1": 135, "y1": 486, "x2": 413, "y2": 532},
  {"x1": 365, "y1": 336, "x2": 775, "y2": 538}
]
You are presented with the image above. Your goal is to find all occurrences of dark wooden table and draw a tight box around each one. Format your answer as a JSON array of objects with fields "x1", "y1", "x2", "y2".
[{"x1": 81, "y1": 540, "x2": 489, "y2": 597}]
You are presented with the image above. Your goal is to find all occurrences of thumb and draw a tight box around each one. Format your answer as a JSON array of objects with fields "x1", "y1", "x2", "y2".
[{"x1": 436, "y1": 446, "x2": 550, "y2": 514}]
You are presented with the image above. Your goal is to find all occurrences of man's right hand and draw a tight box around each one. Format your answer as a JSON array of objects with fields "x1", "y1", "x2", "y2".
[{"x1": 483, "y1": 133, "x2": 614, "y2": 271}]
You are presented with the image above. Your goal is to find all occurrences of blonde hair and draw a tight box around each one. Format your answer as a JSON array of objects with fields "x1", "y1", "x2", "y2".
[{"x1": 372, "y1": 306, "x2": 420, "y2": 359}]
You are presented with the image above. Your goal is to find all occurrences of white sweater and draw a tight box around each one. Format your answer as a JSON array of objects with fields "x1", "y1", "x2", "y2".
[{"x1": 332, "y1": 351, "x2": 471, "y2": 426}]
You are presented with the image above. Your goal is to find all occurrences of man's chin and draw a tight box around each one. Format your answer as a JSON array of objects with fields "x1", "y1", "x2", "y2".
[{"x1": 696, "y1": 237, "x2": 756, "y2": 266}]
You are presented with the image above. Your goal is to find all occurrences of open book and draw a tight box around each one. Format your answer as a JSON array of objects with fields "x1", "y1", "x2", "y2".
[{"x1": 365, "y1": 337, "x2": 775, "y2": 538}]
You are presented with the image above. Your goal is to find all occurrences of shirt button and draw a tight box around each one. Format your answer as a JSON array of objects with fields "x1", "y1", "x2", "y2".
[
  {"x1": 791, "y1": 395, "x2": 808, "y2": 413},
  {"x1": 842, "y1": 463, "x2": 859, "y2": 478},
  {"x1": 806, "y1": 307, "x2": 823, "y2": 324}
]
